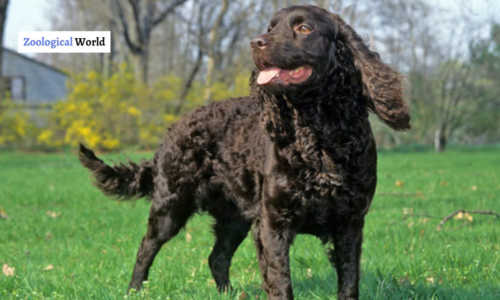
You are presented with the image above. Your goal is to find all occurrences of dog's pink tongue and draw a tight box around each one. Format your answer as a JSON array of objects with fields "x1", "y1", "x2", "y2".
[{"x1": 257, "y1": 68, "x2": 281, "y2": 85}]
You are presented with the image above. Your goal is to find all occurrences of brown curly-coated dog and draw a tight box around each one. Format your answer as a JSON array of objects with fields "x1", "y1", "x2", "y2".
[{"x1": 79, "y1": 5, "x2": 410, "y2": 299}]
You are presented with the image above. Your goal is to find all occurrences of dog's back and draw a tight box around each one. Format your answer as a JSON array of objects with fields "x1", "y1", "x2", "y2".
[{"x1": 80, "y1": 96, "x2": 267, "y2": 213}]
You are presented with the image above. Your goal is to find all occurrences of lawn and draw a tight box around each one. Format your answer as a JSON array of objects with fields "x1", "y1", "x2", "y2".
[{"x1": 1, "y1": 149, "x2": 499, "y2": 299}]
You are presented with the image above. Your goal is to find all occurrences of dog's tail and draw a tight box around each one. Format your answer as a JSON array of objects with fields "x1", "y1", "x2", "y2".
[{"x1": 78, "y1": 144, "x2": 154, "y2": 200}]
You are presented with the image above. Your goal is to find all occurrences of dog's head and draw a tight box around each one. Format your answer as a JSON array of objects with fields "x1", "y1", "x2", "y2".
[{"x1": 251, "y1": 5, "x2": 410, "y2": 131}]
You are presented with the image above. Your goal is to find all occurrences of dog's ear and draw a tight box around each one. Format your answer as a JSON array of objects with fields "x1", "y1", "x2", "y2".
[{"x1": 332, "y1": 14, "x2": 411, "y2": 131}]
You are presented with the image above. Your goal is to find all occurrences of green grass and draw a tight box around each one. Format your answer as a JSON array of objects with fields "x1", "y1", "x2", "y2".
[{"x1": 1, "y1": 150, "x2": 499, "y2": 299}]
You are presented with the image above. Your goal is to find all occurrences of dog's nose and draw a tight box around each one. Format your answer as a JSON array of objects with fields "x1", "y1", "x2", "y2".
[{"x1": 251, "y1": 36, "x2": 269, "y2": 49}]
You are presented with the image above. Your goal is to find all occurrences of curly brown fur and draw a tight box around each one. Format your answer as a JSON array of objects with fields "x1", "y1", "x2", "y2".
[
  {"x1": 80, "y1": 5, "x2": 410, "y2": 300},
  {"x1": 331, "y1": 14, "x2": 410, "y2": 131},
  {"x1": 78, "y1": 144, "x2": 153, "y2": 200}
]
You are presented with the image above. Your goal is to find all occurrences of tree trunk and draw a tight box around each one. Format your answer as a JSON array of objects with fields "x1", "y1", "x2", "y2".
[
  {"x1": 0, "y1": 0, "x2": 9, "y2": 100},
  {"x1": 113, "y1": 0, "x2": 187, "y2": 85},
  {"x1": 434, "y1": 128, "x2": 447, "y2": 152},
  {"x1": 204, "y1": 0, "x2": 229, "y2": 104},
  {"x1": 139, "y1": 49, "x2": 149, "y2": 85}
]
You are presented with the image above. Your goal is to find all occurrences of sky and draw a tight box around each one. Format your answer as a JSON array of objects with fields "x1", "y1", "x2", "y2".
[
  {"x1": 4, "y1": 0, "x2": 56, "y2": 55},
  {"x1": 3, "y1": 0, "x2": 499, "y2": 53}
]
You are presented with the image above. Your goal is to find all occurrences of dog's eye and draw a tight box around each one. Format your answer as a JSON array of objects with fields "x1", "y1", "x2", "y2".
[
  {"x1": 267, "y1": 26, "x2": 273, "y2": 33},
  {"x1": 296, "y1": 25, "x2": 312, "y2": 34}
]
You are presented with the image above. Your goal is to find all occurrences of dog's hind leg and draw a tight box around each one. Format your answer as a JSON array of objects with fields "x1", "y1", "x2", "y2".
[
  {"x1": 128, "y1": 190, "x2": 195, "y2": 292},
  {"x1": 208, "y1": 218, "x2": 251, "y2": 292}
]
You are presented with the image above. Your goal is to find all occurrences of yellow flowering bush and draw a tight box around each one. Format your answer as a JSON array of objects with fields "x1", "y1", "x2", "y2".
[
  {"x1": 39, "y1": 65, "x2": 191, "y2": 151},
  {"x1": 1, "y1": 66, "x2": 251, "y2": 151},
  {"x1": 39, "y1": 64, "x2": 144, "y2": 150},
  {"x1": 0, "y1": 97, "x2": 36, "y2": 148},
  {"x1": 211, "y1": 73, "x2": 250, "y2": 101}
]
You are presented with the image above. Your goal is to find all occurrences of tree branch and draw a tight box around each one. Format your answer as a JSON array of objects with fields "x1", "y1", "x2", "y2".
[
  {"x1": 436, "y1": 209, "x2": 500, "y2": 231},
  {"x1": 114, "y1": 0, "x2": 141, "y2": 54},
  {"x1": 389, "y1": 213, "x2": 437, "y2": 226},
  {"x1": 127, "y1": 0, "x2": 143, "y2": 43},
  {"x1": 152, "y1": 0, "x2": 188, "y2": 27}
]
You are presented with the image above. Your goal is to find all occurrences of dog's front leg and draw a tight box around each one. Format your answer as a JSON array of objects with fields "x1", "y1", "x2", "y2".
[
  {"x1": 253, "y1": 215, "x2": 295, "y2": 300},
  {"x1": 329, "y1": 218, "x2": 365, "y2": 300}
]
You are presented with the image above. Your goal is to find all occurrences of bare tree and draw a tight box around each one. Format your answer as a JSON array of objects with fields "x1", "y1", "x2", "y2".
[
  {"x1": 433, "y1": 62, "x2": 473, "y2": 152},
  {"x1": 41, "y1": 0, "x2": 121, "y2": 75},
  {"x1": 114, "y1": 0, "x2": 188, "y2": 84}
]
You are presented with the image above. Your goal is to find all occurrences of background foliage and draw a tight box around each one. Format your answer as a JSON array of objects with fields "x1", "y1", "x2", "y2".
[
  {"x1": 0, "y1": 64, "x2": 249, "y2": 151},
  {"x1": 0, "y1": 0, "x2": 499, "y2": 152}
]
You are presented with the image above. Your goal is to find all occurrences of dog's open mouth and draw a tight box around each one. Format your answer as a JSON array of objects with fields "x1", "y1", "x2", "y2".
[{"x1": 257, "y1": 62, "x2": 312, "y2": 86}]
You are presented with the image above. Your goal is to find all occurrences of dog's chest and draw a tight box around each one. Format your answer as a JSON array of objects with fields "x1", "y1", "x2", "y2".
[{"x1": 267, "y1": 140, "x2": 376, "y2": 222}]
